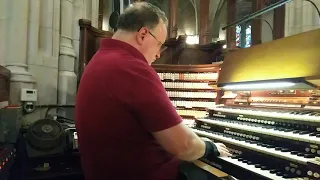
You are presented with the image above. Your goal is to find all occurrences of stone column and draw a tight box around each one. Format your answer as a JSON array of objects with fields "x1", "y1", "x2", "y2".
[
  {"x1": 28, "y1": 0, "x2": 40, "y2": 60},
  {"x1": 58, "y1": 0, "x2": 77, "y2": 106},
  {"x1": 39, "y1": 0, "x2": 54, "y2": 56},
  {"x1": 91, "y1": 0, "x2": 99, "y2": 27},
  {"x1": 73, "y1": 0, "x2": 85, "y2": 74},
  {"x1": 5, "y1": 0, "x2": 35, "y2": 103},
  {"x1": 53, "y1": 0, "x2": 61, "y2": 59},
  {"x1": 0, "y1": 0, "x2": 7, "y2": 66}
]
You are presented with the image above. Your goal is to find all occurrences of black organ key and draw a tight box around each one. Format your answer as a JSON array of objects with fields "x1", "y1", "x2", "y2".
[
  {"x1": 298, "y1": 131, "x2": 309, "y2": 135},
  {"x1": 275, "y1": 147, "x2": 283, "y2": 150},
  {"x1": 309, "y1": 112, "x2": 318, "y2": 115},
  {"x1": 247, "y1": 161, "x2": 254, "y2": 165},
  {"x1": 297, "y1": 153, "x2": 305, "y2": 157},
  {"x1": 282, "y1": 173, "x2": 295, "y2": 178},
  {"x1": 309, "y1": 132, "x2": 318, "y2": 136},
  {"x1": 283, "y1": 129, "x2": 293, "y2": 132},
  {"x1": 231, "y1": 155, "x2": 238, "y2": 159},
  {"x1": 304, "y1": 154, "x2": 316, "y2": 158},
  {"x1": 242, "y1": 159, "x2": 248, "y2": 163},
  {"x1": 290, "y1": 151, "x2": 299, "y2": 155},
  {"x1": 254, "y1": 164, "x2": 262, "y2": 168},
  {"x1": 270, "y1": 169, "x2": 278, "y2": 174},
  {"x1": 280, "y1": 148, "x2": 290, "y2": 152},
  {"x1": 292, "y1": 130, "x2": 300, "y2": 134}
]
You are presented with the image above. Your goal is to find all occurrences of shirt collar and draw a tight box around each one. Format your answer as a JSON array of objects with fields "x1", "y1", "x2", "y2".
[{"x1": 99, "y1": 38, "x2": 147, "y2": 63}]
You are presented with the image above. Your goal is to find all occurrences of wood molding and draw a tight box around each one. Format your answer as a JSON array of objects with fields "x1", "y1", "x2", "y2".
[
  {"x1": 98, "y1": 0, "x2": 103, "y2": 30},
  {"x1": 251, "y1": 0, "x2": 264, "y2": 45},
  {"x1": 273, "y1": 5, "x2": 285, "y2": 39},
  {"x1": 168, "y1": 0, "x2": 178, "y2": 39},
  {"x1": 193, "y1": 160, "x2": 229, "y2": 178},
  {"x1": 79, "y1": 19, "x2": 114, "y2": 37},
  {"x1": 199, "y1": 0, "x2": 210, "y2": 44},
  {"x1": 152, "y1": 63, "x2": 222, "y2": 73},
  {"x1": 226, "y1": 0, "x2": 236, "y2": 48}
]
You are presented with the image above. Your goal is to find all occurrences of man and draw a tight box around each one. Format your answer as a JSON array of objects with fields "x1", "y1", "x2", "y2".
[{"x1": 75, "y1": 2, "x2": 231, "y2": 180}]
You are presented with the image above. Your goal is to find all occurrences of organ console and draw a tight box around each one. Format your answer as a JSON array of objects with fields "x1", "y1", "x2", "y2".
[
  {"x1": 194, "y1": 90, "x2": 320, "y2": 180},
  {"x1": 191, "y1": 29, "x2": 320, "y2": 180}
]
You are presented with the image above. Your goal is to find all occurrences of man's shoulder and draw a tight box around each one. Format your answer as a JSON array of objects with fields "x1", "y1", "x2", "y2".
[{"x1": 92, "y1": 49, "x2": 147, "y2": 67}]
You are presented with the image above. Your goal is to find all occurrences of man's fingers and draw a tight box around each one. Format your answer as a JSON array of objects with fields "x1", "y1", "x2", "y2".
[
  {"x1": 216, "y1": 145, "x2": 229, "y2": 152},
  {"x1": 221, "y1": 151, "x2": 232, "y2": 157},
  {"x1": 218, "y1": 146, "x2": 229, "y2": 153},
  {"x1": 215, "y1": 143, "x2": 226, "y2": 148}
]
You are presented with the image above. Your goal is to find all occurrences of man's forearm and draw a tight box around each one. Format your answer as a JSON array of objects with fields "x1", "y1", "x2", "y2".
[{"x1": 176, "y1": 130, "x2": 206, "y2": 161}]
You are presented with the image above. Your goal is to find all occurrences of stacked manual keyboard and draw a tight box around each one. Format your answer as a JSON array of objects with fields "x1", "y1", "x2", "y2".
[{"x1": 192, "y1": 105, "x2": 320, "y2": 180}]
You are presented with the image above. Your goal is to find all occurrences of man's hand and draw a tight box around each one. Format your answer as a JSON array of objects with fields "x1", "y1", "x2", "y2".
[
  {"x1": 214, "y1": 143, "x2": 232, "y2": 157},
  {"x1": 201, "y1": 137, "x2": 232, "y2": 157}
]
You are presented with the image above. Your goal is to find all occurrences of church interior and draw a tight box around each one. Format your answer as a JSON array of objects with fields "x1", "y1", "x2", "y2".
[{"x1": 1, "y1": 0, "x2": 320, "y2": 179}]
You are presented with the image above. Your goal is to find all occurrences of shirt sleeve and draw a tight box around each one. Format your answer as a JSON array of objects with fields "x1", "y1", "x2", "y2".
[{"x1": 124, "y1": 61, "x2": 182, "y2": 132}]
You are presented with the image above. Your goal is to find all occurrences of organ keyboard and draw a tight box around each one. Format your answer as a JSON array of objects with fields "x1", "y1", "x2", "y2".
[{"x1": 192, "y1": 95, "x2": 320, "y2": 180}]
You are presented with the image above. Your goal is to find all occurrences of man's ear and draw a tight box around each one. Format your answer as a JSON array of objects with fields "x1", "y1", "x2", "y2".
[{"x1": 136, "y1": 27, "x2": 148, "y2": 45}]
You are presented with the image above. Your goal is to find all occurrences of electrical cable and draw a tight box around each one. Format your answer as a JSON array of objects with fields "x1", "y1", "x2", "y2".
[
  {"x1": 222, "y1": 0, "x2": 292, "y2": 30},
  {"x1": 305, "y1": 0, "x2": 320, "y2": 18},
  {"x1": 253, "y1": 18, "x2": 274, "y2": 40}
]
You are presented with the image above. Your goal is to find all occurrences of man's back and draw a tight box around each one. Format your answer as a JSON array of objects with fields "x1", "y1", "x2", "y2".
[{"x1": 75, "y1": 39, "x2": 182, "y2": 180}]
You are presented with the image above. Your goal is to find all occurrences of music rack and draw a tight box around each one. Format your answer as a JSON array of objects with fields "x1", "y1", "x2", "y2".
[{"x1": 152, "y1": 63, "x2": 222, "y2": 126}]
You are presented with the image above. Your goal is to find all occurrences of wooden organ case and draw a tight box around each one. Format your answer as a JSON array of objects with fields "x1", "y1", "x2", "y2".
[
  {"x1": 152, "y1": 63, "x2": 222, "y2": 128},
  {"x1": 78, "y1": 19, "x2": 224, "y2": 84},
  {"x1": 0, "y1": 65, "x2": 10, "y2": 108}
]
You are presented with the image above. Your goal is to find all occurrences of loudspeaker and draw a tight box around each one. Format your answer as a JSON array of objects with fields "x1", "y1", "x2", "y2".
[{"x1": 0, "y1": 106, "x2": 23, "y2": 143}]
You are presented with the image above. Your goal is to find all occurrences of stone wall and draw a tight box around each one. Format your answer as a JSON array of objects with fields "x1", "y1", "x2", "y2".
[
  {"x1": 285, "y1": 0, "x2": 320, "y2": 36},
  {"x1": 0, "y1": 0, "x2": 99, "y2": 125}
]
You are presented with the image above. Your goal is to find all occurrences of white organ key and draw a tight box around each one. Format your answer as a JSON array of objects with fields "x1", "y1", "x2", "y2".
[
  {"x1": 197, "y1": 118, "x2": 320, "y2": 145},
  {"x1": 218, "y1": 157, "x2": 289, "y2": 180},
  {"x1": 210, "y1": 107, "x2": 320, "y2": 123},
  {"x1": 192, "y1": 129, "x2": 310, "y2": 165}
]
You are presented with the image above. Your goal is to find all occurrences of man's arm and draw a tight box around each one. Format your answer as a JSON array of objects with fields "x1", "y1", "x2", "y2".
[
  {"x1": 152, "y1": 122, "x2": 206, "y2": 161},
  {"x1": 125, "y1": 61, "x2": 230, "y2": 161},
  {"x1": 153, "y1": 122, "x2": 231, "y2": 161}
]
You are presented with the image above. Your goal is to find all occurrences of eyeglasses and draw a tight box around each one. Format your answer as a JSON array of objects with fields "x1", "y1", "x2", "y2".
[
  {"x1": 148, "y1": 31, "x2": 163, "y2": 46},
  {"x1": 148, "y1": 31, "x2": 167, "y2": 52}
]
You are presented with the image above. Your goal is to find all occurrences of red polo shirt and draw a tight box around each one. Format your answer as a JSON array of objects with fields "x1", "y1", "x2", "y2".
[{"x1": 75, "y1": 38, "x2": 182, "y2": 180}]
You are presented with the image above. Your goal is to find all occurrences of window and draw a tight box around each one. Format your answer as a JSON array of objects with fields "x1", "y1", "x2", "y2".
[
  {"x1": 245, "y1": 25, "x2": 252, "y2": 48},
  {"x1": 236, "y1": 25, "x2": 241, "y2": 47},
  {"x1": 235, "y1": 24, "x2": 252, "y2": 48}
]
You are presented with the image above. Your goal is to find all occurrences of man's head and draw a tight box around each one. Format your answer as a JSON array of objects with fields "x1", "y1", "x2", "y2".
[{"x1": 112, "y1": 2, "x2": 168, "y2": 65}]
